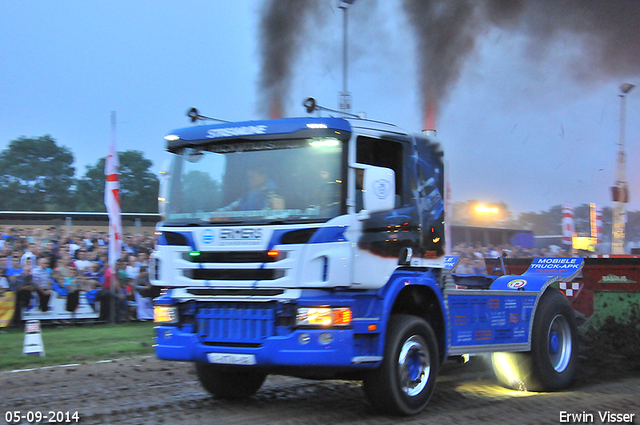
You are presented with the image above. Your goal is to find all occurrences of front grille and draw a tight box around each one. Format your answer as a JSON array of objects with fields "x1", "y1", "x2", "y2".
[
  {"x1": 188, "y1": 288, "x2": 285, "y2": 297},
  {"x1": 183, "y1": 251, "x2": 286, "y2": 263},
  {"x1": 184, "y1": 269, "x2": 285, "y2": 281},
  {"x1": 197, "y1": 302, "x2": 276, "y2": 344}
]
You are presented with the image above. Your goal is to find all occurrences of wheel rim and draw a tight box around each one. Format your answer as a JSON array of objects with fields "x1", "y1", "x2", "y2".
[
  {"x1": 547, "y1": 314, "x2": 572, "y2": 372},
  {"x1": 398, "y1": 335, "x2": 431, "y2": 397}
]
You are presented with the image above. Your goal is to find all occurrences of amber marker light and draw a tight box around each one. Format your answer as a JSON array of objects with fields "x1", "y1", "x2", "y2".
[
  {"x1": 332, "y1": 308, "x2": 352, "y2": 325},
  {"x1": 296, "y1": 307, "x2": 352, "y2": 327}
]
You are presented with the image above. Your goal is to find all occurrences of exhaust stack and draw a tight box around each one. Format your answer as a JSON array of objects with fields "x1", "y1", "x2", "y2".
[
  {"x1": 422, "y1": 102, "x2": 436, "y2": 137},
  {"x1": 423, "y1": 129, "x2": 437, "y2": 137}
]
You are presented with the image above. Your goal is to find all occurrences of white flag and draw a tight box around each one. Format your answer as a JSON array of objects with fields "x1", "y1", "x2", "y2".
[{"x1": 105, "y1": 112, "x2": 122, "y2": 269}]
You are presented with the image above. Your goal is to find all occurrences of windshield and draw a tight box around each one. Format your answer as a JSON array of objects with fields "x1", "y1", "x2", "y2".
[{"x1": 165, "y1": 137, "x2": 344, "y2": 224}]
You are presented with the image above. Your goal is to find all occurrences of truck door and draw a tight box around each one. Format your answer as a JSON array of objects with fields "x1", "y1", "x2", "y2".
[{"x1": 350, "y1": 134, "x2": 417, "y2": 288}]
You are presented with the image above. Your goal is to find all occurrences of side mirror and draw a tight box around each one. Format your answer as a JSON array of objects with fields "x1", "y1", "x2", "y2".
[
  {"x1": 158, "y1": 159, "x2": 171, "y2": 220},
  {"x1": 362, "y1": 166, "x2": 395, "y2": 214}
]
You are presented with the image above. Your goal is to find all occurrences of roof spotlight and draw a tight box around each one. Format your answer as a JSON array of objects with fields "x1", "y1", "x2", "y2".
[{"x1": 304, "y1": 97, "x2": 318, "y2": 114}]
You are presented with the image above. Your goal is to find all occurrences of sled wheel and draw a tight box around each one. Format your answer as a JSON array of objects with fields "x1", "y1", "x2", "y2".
[
  {"x1": 195, "y1": 363, "x2": 266, "y2": 399},
  {"x1": 492, "y1": 288, "x2": 578, "y2": 391},
  {"x1": 363, "y1": 314, "x2": 439, "y2": 416}
]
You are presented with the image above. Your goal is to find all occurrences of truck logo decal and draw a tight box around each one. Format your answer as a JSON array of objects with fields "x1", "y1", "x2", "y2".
[
  {"x1": 202, "y1": 229, "x2": 215, "y2": 245},
  {"x1": 207, "y1": 125, "x2": 267, "y2": 139},
  {"x1": 218, "y1": 228, "x2": 263, "y2": 246},
  {"x1": 507, "y1": 279, "x2": 527, "y2": 289},
  {"x1": 220, "y1": 228, "x2": 262, "y2": 240},
  {"x1": 373, "y1": 179, "x2": 392, "y2": 199}
]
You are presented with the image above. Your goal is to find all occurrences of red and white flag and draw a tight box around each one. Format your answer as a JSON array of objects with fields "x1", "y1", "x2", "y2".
[
  {"x1": 105, "y1": 112, "x2": 122, "y2": 269},
  {"x1": 562, "y1": 204, "x2": 574, "y2": 246}
]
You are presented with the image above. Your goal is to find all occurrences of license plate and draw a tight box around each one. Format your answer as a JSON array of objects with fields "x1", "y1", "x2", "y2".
[{"x1": 207, "y1": 353, "x2": 256, "y2": 365}]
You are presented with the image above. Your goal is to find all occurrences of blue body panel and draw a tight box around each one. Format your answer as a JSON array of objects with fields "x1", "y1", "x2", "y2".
[{"x1": 447, "y1": 292, "x2": 536, "y2": 348}]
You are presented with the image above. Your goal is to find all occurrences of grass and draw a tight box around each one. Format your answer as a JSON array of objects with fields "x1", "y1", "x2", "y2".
[{"x1": 0, "y1": 321, "x2": 156, "y2": 371}]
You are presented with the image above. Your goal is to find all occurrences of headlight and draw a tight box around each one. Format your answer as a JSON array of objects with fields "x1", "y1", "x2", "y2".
[
  {"x1": 154, "y1": 305, "x2": 178, "y2": 324},
  {"x1": 296, "y1": 307, "x2": 352, "y2": 327}
]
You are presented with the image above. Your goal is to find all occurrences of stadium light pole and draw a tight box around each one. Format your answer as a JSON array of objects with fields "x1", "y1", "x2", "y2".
[
  {"x1": 338, "y1": 0, "x2": 356, "y2": 114},
  {"x1": 611, "y1": 83, "x2": 635, "y2": 254}
]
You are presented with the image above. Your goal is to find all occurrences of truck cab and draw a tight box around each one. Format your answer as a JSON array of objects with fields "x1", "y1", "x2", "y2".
[{"x1": 151, "y1": 115, "x2": 578, "y2": 416}]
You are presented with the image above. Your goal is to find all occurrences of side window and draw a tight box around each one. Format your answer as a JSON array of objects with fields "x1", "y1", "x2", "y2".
[{"x1": 356, "y1": 136, "x2": 405, "y2": 207}]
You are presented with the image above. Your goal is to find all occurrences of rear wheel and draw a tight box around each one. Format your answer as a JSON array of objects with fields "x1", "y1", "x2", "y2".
[
  {"x1": 492, "y1": 289, "x2": 578, "y2": 391},
  {"x1": 195, "y1": 363, "x2": 266, "y2": 399},
  {"x1": 363, "y1": 314, "x2": 439, "y2": 416}
]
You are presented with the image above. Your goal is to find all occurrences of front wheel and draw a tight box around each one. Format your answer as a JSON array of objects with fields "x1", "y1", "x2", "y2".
[
  {"x1": 195, "y1": 363, "x2": 266, "y2": 399},
  {"x1": 363, "y1": 314, "x2": 439, "y2": 416},
  {"x1": 492, "y1": 289, "x2": 578, "y2": 391}
]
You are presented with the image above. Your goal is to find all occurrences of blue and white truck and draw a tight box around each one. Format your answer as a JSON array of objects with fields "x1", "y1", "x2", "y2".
[{"x1": 151, "y1": 104, "x2": 580, "y2": 415}]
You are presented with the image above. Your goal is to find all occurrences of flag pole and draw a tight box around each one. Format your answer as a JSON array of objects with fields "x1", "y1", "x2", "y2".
[{"x1": 105, "y1": 111, "x2": 122, "y2": 323}]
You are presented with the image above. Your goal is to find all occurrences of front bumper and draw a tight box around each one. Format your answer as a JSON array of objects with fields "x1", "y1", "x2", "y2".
[{"x1": 154, "y1": 323, "x2": 380, "y2": 368}]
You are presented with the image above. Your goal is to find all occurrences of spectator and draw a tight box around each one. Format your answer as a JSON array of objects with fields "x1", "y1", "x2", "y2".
[
  {"x1": 0, "y1": 267, "x2": 9, "y2": 290},
  {"x1": 31, "y1": 256, "x2": 52, "y2": 312},
  {"x1": 87, "y1": 238, "x2": 101, "y2": 253},
  {"x1": 456, "y1": 257, "x2": 475, "y2": 274},
  {"x1": 119, "y1": 249, "x2": 129, "y2": 262},
  {"x1": 55, "y1": 251, "x2": 74, "y2": 279},
  {"x1": 125, "y1": 254, "x2": 140, "y2": 282},
  {"x1": 133, "y1": 265, "x2": 154, "y2": 321},
  {"x1": 136, "y1": 250, "x2": 149, "y2": 268},
  {"x1": 43, "y1": 240, "x2": 58, "y2": 269},
  {"x1": 102, "y1": 259, "x2": 128, "y2": 322},
  {"x1": 3, "y1": 253, "x2": 22, "y2": 285},
  {"x1": 84, "y1": 261, "x2": 104, "y2": 286},
  {"x1": 44, "y1": 226, "x2": 59, "y2": 247},
  {"x1": 20, "y1": 242, "x2": 38, "y2": 266},
  {"x1": 74, "y1": 249, "x2": 92, "y2": 272},
  {"x1": 1, "y1": 227, "x2": 17, "y2": 251},
  {"x1": 63, "y1": 269, "x2": 81, "y2": 314},
  {"x1": 12, "y1": 264, "x2": 34, "y2": 323},
  {"x1": 122, "y1": 234, "x2": 135, "y2": 254},
  {"x1": 81, "y1": 265, "x2": 102, "y2": 313},
  {"x1": 82, "y1": 230, "x2": 94, "y2": 249},
  {"x1": 96, "y1": 252, "x2": 108, "y2": 271},
  {"x1": 134, "y1": 265, "x2": 152, "y2": 297},
  {"x1": 128, "y1": 234, "x2": 144, "y2": 255},
  {"x1": 51, "y1": 270, "x2": 67, "y2": 297}
]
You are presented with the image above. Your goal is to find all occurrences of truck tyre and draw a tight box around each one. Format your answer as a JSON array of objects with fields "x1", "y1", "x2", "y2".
[
  {"x1": 363, "y1": 314, "x2": 439, "y2": 416},
  {"x1": 195, "y1": 363, "x2": 266, "y2": 399},
  {"x1": 491, "y1": 288, "x2": 578, "y2": 392}
]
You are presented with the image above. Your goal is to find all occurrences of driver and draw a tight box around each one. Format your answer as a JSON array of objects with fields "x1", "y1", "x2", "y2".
[{"x1": 221, "y1": 167, "x2": 284, "y2": 211}]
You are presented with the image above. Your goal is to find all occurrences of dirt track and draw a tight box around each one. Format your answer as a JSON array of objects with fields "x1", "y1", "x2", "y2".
[{"x1": 1, "y1": 352, "x2": 638, "y2": 425}]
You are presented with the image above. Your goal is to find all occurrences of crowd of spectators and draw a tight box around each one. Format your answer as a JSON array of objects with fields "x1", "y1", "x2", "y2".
[
  {"x1": 0, "y1": 226, "x2": 157, "y2": 325},
  {"x1": 0, "y1": 227, "x2": 581, "y2": 325},
  {"x1": 449, "y1": 242, "x2": 573, "y2": 274}
]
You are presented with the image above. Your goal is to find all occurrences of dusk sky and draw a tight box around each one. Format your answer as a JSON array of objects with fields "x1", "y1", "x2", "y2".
[{"x1": 1, "y1": 1, "x2": 639, "y2": 216}]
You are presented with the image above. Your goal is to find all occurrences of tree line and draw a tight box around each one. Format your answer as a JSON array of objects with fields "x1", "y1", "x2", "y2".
[
  {"x1": 4, "y1": 135, "x2": 640, "y2": 243},
  {"x1": 0, "y1": 135, "x2": 158, "y2": 213}
]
